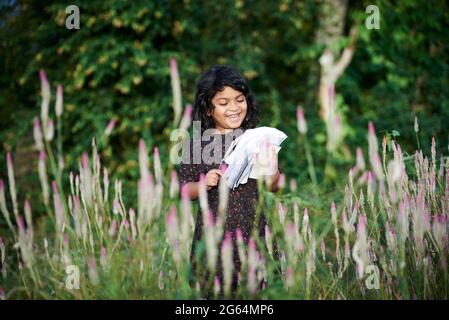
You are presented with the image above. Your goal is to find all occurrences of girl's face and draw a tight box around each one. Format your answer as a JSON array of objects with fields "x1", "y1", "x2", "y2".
[{"x1": 208, "y1": 86, "x2": 248, "y2": 133}]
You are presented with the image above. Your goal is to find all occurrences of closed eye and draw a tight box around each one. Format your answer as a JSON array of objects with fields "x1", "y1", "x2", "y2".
[{"x1": 217, "y1": 96, "x2": 245, "y2": 106}]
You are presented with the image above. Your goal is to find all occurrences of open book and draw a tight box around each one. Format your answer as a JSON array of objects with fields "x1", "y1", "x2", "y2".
[{"x1": 220, "y1": 126, "x2": 287, "y2": 189}]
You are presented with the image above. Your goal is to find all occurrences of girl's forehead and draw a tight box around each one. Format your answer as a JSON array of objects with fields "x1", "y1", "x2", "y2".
[{"x1": 213, "y1": 86, "x2": 243, "y2": 99}]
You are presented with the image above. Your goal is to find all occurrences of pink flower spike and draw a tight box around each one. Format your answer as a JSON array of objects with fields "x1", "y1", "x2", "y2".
[
  {"x1": 104, "y1": 119, "x2": 117, "y2": 136},
  {"x1": 82, "y1": 152, "x2": 89, "y2": 169},
  {"x1": 34, "y1": 117, "x2": 40, "y2": 129},
  {"x1": 170, "y1": 58, "x2": 178, "y2": 71},
  {"x1": 207, "y1": 210, "x2": 214, "y2": 226},
  {"x1": 101, "y1": 247, "x2": 107, "y2": 258},
  {"x1": 171, "y1": 170, "x2": 178, "y2": 183},
  {"x1": 45, "y1": 119, "x2": 54, "y2": 141},
  {"x1": 328, "y1": 84, "x2": 335, "y2": 99},
  {"x1": 108, "y1": 219, "x2": 117, "y2": 236},
  {"x1": 286, "y1": 221, "x2": 295, "y2": 236},
  {"x1": 39, "y1": 150, "x2": 46, "y2": 161},
  {"x1": 356, "y1": 147, "x2": 365, "y2": 167},
  {"x1": 368, "y1": 121, "x2": 375, "y2": 136},
  {"x1": 73, "y1": 196, "x2": 80, "y2": 210},
  {"x1": 158, "y1": 271, "x2": 164, "y2": 290},
  {"x1": 179, "y1": 104, "x2": 193, "y2": 130},
  {"x1": 249, "y1": 237, "x2": 256, "y2": 250},
  {"x1": 224, "y1": 231, "x2": 232, "y2": 244},
  {"x1": 277, "y1": 173, "x2": 286, "y2": 189},
  {"x1": 296, "y1": 106, "x2": 303, "y2": 121},
  {"x1": 24, "y1": 200, "x2": 31, "y2": 212},
  {"x1": 358, "y1": 215, "x2": 366, "y2": 232},
  {"x1": 153, "y1": 146, "x2": 162, "y2": 183},
  {"x1": 185, "y1": 104, "x2": 192, "y2": 116},
  {"x1": 51, "y1": 180, "x2": 60, "y2": 195},
  {"x1": 52, "y1": 181, "x2": 58, "y2": 194},
  {"x1": 17, "y1": 215, "x2": 25, "y2": 232},
  {"x1": 289, "y1": 179, "x2": 297, "y2": 192},
  {"x1": 214, "y1": 276, "x2": 221, "y2": 294},
  {"x1": 296, "y1": 106, "x2": 307, "y2": 134},
  {"x1": 55, "y1": 84, "x2": 63, "y2": 117},
  {"x1": 88, "y1": 257, "x2": 96, "y2": 270},
  {"x1": 63, "y1": 234, "x2": 69, "y2": 246},
  {"x1": 219, "y1": 163, "x2": 228, "y2": 175},
  {"x1": 103, "y1": 168, "x2": 109, "y2": 185},
  {"x1": 39, "y1": 69, "x2": 48, "y2": 85},
  {"x1": 139, "y1": 139, "x2": 146, "y2": 153},
  {"x1": 236, "y1": 228, "x2": 243, "y2": 242},
  {"x1": 335, "y1": 115, "x2": 341, "y2": 125},
  {"x1": 181, "y1": 184, "x2": 189, "y2": 200},
  {"x1": 6, "y1": 152, "x2": 12, "y2": 167},
  {"x1": 166, "y1": 205, "x2": 177, "y2": 226}
]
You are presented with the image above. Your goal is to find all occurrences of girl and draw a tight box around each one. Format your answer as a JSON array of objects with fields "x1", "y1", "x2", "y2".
[{"x1": 179, "y1": 65, "x2": 281, "y2": 297}]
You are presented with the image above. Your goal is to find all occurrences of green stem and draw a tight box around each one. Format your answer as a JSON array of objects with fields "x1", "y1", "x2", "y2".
[
  {"x1": 415, "y1": 132, "x2": 421, "y2": 151},
  {"x1": 57, "y1": 116, "x2": 63, "y2": 177},
  {"x1": 303, "y1": 136, "x2": 318, "y2": 187}
]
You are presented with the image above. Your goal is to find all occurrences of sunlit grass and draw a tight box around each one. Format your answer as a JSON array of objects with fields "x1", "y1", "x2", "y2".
[{"x1": 0, "y1": 67, "x2": 448, "y2": 300}]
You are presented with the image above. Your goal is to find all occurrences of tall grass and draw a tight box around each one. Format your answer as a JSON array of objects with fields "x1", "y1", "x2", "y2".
[{"x1": 0, "y1": 66, "x2": 448, "y2": 300}]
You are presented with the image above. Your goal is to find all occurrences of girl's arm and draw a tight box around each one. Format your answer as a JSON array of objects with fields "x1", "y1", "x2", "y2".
[
  {"x1": 269, "y1": 169, "x2": 281, "y2": 192},
  {"x1": 184, "y1": 181, "x2": 200, "y2": 200},
  {"x1": 184, "y1": 169, "x2": 222, "y2": 200}
]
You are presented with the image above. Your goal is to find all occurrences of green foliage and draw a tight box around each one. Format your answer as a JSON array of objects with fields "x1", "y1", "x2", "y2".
[
  {"x1": 1, "y1": 0, "x2": 449, "y2": 299},
  {"x1": 2, "y1": 0, "x2": 447, "y2": 189}
]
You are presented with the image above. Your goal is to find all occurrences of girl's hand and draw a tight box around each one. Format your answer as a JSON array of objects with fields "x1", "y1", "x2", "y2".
[
  {"x1": 205, "y1": 169, "x2": 222, "y2": 190},
  {"x1": 256, "y1": 145, "x2": 278, "y2": 176}
]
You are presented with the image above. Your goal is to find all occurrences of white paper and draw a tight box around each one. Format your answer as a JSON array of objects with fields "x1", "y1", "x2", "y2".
[{"x1": 222, "y1": 126, "x2": 287, "y2": 189}]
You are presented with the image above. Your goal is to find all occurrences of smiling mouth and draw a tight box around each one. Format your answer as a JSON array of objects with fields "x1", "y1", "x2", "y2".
[{"x1": 226, "y1": 113, "x2": 240, "y2": 119}]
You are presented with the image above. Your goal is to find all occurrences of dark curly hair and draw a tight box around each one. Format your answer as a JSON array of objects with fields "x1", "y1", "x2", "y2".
[{"x1": 192, "y1": 65, "x2": 259, "y2": 133}]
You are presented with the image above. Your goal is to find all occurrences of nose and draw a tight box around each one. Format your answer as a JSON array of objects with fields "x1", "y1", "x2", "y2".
[{"x1": 229, "y1": 101, "x2": 240, "y2": 111}]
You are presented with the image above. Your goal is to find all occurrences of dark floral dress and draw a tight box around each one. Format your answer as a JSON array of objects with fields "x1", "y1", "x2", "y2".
[{"x1": 179, "y1": 128, "x2": 280, "y2": 297}]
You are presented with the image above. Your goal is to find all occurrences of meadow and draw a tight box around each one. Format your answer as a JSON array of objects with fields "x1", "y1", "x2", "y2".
[{"x1": 0, "y1": 65, "x2": 448, "y2": 300}]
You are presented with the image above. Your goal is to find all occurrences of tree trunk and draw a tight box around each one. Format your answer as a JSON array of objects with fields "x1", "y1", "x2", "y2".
[{"x1": 316, "y1": 0, "x2": 357, "y2": 123}]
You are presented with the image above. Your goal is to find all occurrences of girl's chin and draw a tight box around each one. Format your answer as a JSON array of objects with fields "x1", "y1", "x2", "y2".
[
  {"x1": 224, "y1": 117, "x2": 244, "y2": 128},
  {"x1": 224, "y1": 122, "x2": 242, "y2": 129}
]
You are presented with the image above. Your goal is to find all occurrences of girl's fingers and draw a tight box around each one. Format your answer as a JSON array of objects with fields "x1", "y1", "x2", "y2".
[
  {"x1": 209, "y1": 181, "x2": 218, "y2": 187},
  {"x1": 207, "y1": 177, "x2": 218, "y2": 186},
  {"x1": 205, "y1": 169, "x2": 222, "y2": 188}
]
